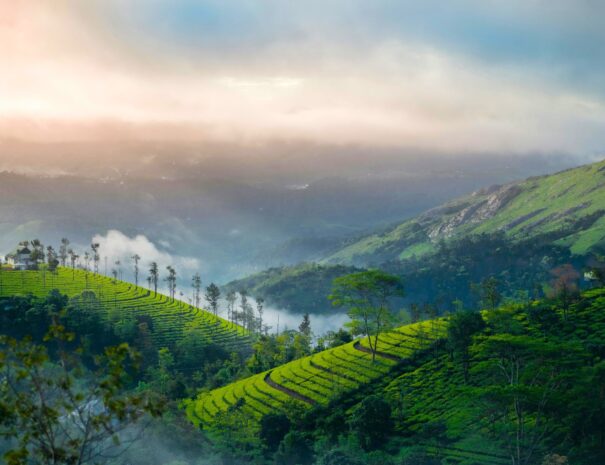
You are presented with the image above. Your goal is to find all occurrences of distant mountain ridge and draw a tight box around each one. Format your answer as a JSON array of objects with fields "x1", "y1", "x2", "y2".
[
  {"x1": 226, "y1": 159, "x2": 605, "y2": 314},
  {"x1": 323, "y1": 159, "x2": 605, "y2": 266}
]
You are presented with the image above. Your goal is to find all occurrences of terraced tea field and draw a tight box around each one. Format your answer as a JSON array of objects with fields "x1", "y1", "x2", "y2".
[
  {"x1": 186, "y1": 319, "x2": 447, "y2": 427},
  {"x1": 0, "y1": 268, "x2": 250, "y2": 352}
]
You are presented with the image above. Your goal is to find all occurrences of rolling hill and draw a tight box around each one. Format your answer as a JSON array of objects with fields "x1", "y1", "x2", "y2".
[
  {"x1": 185, "y1": 319, "x2": 446, "y2": 426},
  {"x1": 225, "y1": 159, "x2": 605, "y2": 314},
  {"x1": 0, "y1": 267, "x2": 251, "y2": 354},
  {"x1": 324, "y1": 159, "x2": 605, "y2": 266}
]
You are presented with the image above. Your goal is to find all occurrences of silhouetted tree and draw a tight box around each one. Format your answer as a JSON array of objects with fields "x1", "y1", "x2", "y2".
[
  {"x1": 205, "y1": 283, "x2": 221, "y2": 318},
  {"x1": 59, "y1": 238, "x2": 69, "y2": 267},
  {"x1": 131, "y1": 254, "x2": 141, "y2": 287},
  {"x1": 149, "y1": 262, "x2": 159, "y2": 296},
  {"x1": 329, "y1": 270, "x2": 404, "y2": 362},
  {"x1": 192, "y1": 273, "x2": 202, "y2": 308}
]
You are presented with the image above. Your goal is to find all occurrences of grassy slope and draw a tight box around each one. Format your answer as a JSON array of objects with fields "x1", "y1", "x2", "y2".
[
  {"x1": 190, "y1": 287, "x2": 605, "y2": 464},
  {"x1": 0, "y1": 267, "x2": 250, "y2": 351},
  {"x1": 185, "y1": 319, "x2": 447, "y2": 427},
  {"x1": 324, "y1": 159, "x2": 605, "y2": 265}
]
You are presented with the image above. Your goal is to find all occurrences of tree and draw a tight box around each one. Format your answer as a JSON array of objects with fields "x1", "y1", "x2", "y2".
[
  {"x1": 548, "y1": 264, "x2": 580, "y2": 320},
  {"x1": 205, "y1": 283, "x2": 221, "y2": 318},
  {"x1": 59, "y1": 238, "x2": 69, "y2": 267},
  {"x1": 260, "y1": 413, "x2": 291, "y2": 454},
  {"x1": 68, "y1": 250, "x2": 79, "y2": 279},
  {"x1": 274, "y1": 431, "x2": 313, "y2": 465},
  {"x1": 192, "y1": 273, "x2": 202, "y2": 308},
  {"x1": 410, "y1": 303, "x2": 421, "y2": 323},
  {"x1": 29, "y1": 239, "x2": 45, "y2": 269},
  {"x1": 91, "y1": 243, "x2": 100, "y2": 274},
  {"x1": 349, "y1": 395, "x2": 393, "y2": 451},
  {"x1": 0, "y1": 326, "x2": 164, "y2": 465},
  {"x1": 329, "y1": 270, "x2": 404, "y2": 362},
  {"x1": 446, "y1": 310, "x2": 486, "y2": 382},
  {"x1": 131, "y1": 254, "x2": 141, "y2": 287},
  {"x1": 165, "y1": 266, "x2": 177, "y2": 302},
  {"x1": 239, "y1": 290, "x2": 252, "y2": 332},
  {"x1": 474, "y1": 276, "x2": 502, "y2": 311},
  {"x1": 114, "y1": 259, "x2": 122, "y2": 281},
  {"x1": 149, "y1": 262, "x2": 159, "y2": 296},
  {"x1": 470, "y1": 334, "x2": 582, "y2": 465},
  {"x1": 226, "y1": 290, "x2": 237, "y2": 326},
  {"x1": 46, "y1": 246, "x2": 59, "y2": 272},
  {"x1": 299, "y1": 313, "x2": 311, "y2": 337},
  {"x1": 256, "y1": 297, "x2": 265, "y2": 334}
]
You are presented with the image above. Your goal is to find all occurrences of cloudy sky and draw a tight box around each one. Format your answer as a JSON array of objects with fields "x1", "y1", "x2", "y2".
[{"x1": 1, "y1": 0, "x2": 605, "y2": 155}]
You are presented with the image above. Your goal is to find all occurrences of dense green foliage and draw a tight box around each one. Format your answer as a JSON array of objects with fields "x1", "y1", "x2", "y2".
[
  {"x1": 224, "y1": 263, "x2": 361, "y2": 314},
  {"x1": 0, "y1": 268, "x2": 253, "y2": 394},
  {"x1": 185, "y1": 319, "x2": 445, "y2": 427},
  {"x1": 0, "y1": 323, "x2": 164, "y2": 465},
  {"x1": 228, "y1": 231, "x2": 587, "y2": 314},
  {"x1": 191, "y1": 285, "x2": 605, "y2": 465},
  {"x1": 229, "y1": 159, "x2": 605, "y2": 315}
]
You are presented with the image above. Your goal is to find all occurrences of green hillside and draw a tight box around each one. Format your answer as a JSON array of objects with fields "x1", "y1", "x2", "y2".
[
  {"x1": 324, "y1": 159, "x2": 605, "y2": 266},
  {"x1": 185, "y1": 319, "x2": 446, "y2": 426},
  {"x1": 226, "y1": 160, "x2": 604, "y2": 315},
  {"x1": 189, "y1": 286, "x2": 605, "y2": 464},
  {"x1": 0, "y1": 267, "x2": 250, "y2": 353}
]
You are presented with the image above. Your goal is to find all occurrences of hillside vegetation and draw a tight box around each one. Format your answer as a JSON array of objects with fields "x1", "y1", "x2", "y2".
[
  {"x1": 0, "y1": 268, "x2": 250, "y2": 354},
  {"x1": 185, "y1": 319, "x2": 446, "y2": 425},
  {"x1": 226, "y1": 160, "x2": 604, "y2": 314},
  {"x1": 324, "y1": 159, "x2": 605, "y2": 266},
  {"x1": 190, "y1": 286, "x2": 605, "y2": 465}
]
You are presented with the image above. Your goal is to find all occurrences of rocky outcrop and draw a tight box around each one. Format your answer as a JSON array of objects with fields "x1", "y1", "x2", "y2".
[{"x1": 427, "y1": 183, "x2": 523, "y2": 239}]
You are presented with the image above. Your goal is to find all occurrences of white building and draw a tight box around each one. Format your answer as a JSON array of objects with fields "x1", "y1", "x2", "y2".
[{"x1": 5, "y1": 246, "x2": 32, "y2": 270}]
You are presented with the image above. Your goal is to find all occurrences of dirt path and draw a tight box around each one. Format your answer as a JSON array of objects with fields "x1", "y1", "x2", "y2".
[
  {"x1": 263, "y1": 372, "x2": 318, "y2": 406},
  {"x1": 353, "y1": 341, "x2": 401, "y2": 361}
]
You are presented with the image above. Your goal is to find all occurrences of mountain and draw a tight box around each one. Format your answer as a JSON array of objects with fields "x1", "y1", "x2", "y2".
[
  {"x1": 226, "y1": 159, "x2": 605, "y2": 314},
  {"x1": 0, "y1": 151, "x2": 579, "y2": 284},
  {"x1": 324, "y1": 159, "x2": 605, "y2": 266}
]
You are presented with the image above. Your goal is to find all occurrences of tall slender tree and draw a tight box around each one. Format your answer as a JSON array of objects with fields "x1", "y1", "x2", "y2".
[
  {"x1": 91, "y1": 243, "x2": 100, "y2": 273},
  {"x1": 59, "y1": 238, "x2": 69, "y2": 267},
  {"x1": 192, "y1": 273, "x2": 202, "y2": 308},
  {"x1": 149, "y1": 262, "x2": 159, "y2": 296},
  {"x1": 226, "y1": 290, "x2": 237, "y2": 326},
  {"x1": 68, "y1": 249, "x2": 79, "y2": 280},
  {"x1": 131, "y1": 254, "x2": 141, "y2": 287},
  {"x1": 205, "y1": 283, "x2": 221, "y2": 318},
  {"x1": 239, "y1": 290, "x2": 250, "y2": 331},
  {"x1": 256, "y1": 297, "x2": 265, "y2": 334},
  {"x1": 29, "y1": 239, "x2": 44, "y2": 269},
  {"x1": 115, "y1": 260, "x2": 122, "y2": 281},
  {"x1": 165, "y1": 266, "x2": 177, "y2": 302},
  {"x1": 46, "y1": 245, "x2": 59, "y2": 272}
]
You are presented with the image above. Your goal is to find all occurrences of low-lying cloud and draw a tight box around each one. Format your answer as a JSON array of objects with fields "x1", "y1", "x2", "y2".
[{"x1": 91, "y1": 229, "x2": 199, "y2": 283}]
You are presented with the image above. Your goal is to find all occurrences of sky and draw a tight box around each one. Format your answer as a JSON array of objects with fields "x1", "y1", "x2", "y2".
[{"x1": 1, "y1": 0, "x2": 605, "y2": 155}]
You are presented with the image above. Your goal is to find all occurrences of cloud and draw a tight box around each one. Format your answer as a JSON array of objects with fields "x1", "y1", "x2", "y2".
[
  {"x1": 91, "y1": 230, "x2": 199, "y2": 280},
  {"x1": 0, "y1": 1, "x2": 604, "y2": 155}
]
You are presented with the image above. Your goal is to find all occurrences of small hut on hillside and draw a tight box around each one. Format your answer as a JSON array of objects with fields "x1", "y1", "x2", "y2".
[{"x1": 5, "y1": 246, "x2": 33, "y2": 270}]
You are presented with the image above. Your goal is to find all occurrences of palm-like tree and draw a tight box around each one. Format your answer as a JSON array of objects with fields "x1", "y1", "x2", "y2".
[
  {"x1": 149, "y1": 262, "x2": 159, "y2": 296},
  {"x1": 132, "y1": 254, "x2": 141, "y2": 287}
]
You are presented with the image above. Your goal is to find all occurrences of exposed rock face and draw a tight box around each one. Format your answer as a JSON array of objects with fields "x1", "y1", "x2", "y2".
[{"x1": 427, "y1": 183, "x2": 523, "y2": 239}]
